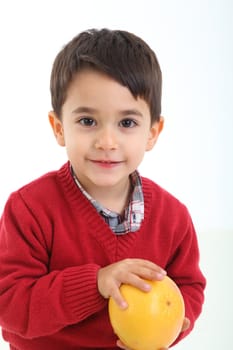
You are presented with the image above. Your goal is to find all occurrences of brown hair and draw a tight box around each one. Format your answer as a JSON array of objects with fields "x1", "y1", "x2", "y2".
[{"x1": 50, "y1": 28, "x2": 162, "y2": 122}]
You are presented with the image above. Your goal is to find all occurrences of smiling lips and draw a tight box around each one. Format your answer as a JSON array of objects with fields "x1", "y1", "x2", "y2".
[{"x1": 91, "y1": 160, "x2": 123, "y2": 168}]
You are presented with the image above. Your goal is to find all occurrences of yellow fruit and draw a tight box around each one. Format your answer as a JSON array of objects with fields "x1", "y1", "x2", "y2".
[{"x1": 108, "y1": 276, "x2": 185, "y2": 350}]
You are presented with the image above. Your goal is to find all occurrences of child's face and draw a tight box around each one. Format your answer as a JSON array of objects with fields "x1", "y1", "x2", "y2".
[{"x1": 49, "y1": 69, "x2": 163, "y2": 195}]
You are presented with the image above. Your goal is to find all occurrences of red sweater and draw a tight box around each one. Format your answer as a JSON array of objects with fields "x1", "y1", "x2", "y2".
[{"x1": 0, "y1": 162, "x2": 205, "y2": 350}]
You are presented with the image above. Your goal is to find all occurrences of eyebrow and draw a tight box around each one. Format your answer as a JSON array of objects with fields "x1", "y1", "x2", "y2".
[
  {"x1": 72, "y1": 106, "x2": 98, "y2": 114},
  {"x1": 72, "y1": 106, "x2": 143, "y2": 117},
  {"x1": 119, "y1": 109, "x2": 143, "y2": 117}
]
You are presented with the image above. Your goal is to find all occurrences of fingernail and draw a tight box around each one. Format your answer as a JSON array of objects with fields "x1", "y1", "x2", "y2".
[
  {"x1": 159, "y1": 269, "x2": 167, "y2": 276},
  {"x1": 120, "y1": 301, "x2": 128, "y2": 309},
  {"x1": 143, "y1": 283, "x2": 152, "y2": 291}
]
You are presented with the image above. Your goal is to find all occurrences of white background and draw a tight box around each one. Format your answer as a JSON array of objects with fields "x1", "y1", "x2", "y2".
[{"x1": 0, "y1": 0, "x2": 232, "y2": 349}]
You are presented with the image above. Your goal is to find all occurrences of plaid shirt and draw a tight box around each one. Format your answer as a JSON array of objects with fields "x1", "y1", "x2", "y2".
[{"x1": 71, "y1": 168, "x2": 144, "y2": 235}]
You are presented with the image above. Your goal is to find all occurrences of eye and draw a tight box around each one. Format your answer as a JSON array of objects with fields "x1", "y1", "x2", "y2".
[
  {"x1": 78, "y1": 117, "x2": 96, "y2": 127},
  {"x1": 120, "y1": 119, "x2": 137, "y2": 128}
]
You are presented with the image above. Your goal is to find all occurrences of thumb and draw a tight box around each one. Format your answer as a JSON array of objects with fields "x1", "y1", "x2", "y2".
[{"x1": 181, "y1": 317, "x2": 191, "y2": 332}]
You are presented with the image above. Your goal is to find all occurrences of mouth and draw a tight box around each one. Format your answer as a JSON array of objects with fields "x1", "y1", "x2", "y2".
[{"x1": 90, "y1": 160, "x2": 123, "y2": 168}]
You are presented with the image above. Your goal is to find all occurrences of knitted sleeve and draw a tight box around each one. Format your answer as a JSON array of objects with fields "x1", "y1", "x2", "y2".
[
  {"x1": 166, "y1": 212, "x2": 206, "y2": 345},
  {"x1": 0, "y1": 192, "x2": 106, "y2": 339}
]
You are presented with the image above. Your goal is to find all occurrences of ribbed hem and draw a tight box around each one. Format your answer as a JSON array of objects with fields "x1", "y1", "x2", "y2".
[{"x1": 63, "y1": 264, "x2": 107, "y2": 322}]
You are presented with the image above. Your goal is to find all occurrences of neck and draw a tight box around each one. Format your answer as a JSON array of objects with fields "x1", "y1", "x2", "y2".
[
  {"x1": 96, "y1": 181, "x2": 132, "y2": 214},
  {"x1": 84, "y1": 178, "x2": 131, "y2": 214}
]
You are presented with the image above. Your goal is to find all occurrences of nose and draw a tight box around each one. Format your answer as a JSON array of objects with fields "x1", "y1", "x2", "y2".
[{"x1": 94, "y1": 127, "x2": 118, "y2": 150}]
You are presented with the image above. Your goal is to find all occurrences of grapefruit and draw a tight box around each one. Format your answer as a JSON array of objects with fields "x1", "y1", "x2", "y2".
[{"x1": 108, "y1": 276, "x2": 185, "y2": 350}]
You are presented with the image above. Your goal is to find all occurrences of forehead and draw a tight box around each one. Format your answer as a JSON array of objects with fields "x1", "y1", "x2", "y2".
[
  {"x1": 64, "y1": 68, "x2": 150, "y2": 114},
  {"x1": 67, "y1": 68, "x2": 127, "y2": 95}
]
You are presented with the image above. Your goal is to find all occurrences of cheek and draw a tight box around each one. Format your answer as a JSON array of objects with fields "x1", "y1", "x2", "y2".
[
  {"x1": 127, "y1": 141, "x2": 147, "y2": 161},
  {"x1": 63, "y1": 134, "x2": 80, "y2": 156}
]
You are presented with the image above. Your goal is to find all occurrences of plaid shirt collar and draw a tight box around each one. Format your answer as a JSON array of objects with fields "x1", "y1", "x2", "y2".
[{"x1": 71, "y1": 167, "x2": 144, "y2": 235}]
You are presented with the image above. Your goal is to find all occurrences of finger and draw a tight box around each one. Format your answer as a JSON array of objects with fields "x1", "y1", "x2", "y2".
[
  {"x1": 131, "y1": 265, "x2": 166, "y2": 281},
  {"x1": 110, "y1": 273, "x2": 155, "y2": 309},
  {"x1": 130, "y1": 259, "x2": 167, "y2": 275},
  {"x1": 116, "y1": 339, "x2": 130, "y2": 349},
  {"x1": 120, "y1": 273, "x2": 153, "y2": 292},
  {"x1": 122, "y1": 259, "x2": 166, "y2": 280},
  {"x1": 181, "y1": 317, "x2": 190, "y2": 332},
  {"x1": 110, "y1": 284, "x2": 128, "y2": 309}
]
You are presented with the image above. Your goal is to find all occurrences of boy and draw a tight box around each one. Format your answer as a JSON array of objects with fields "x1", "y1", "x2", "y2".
[{"x1": 0, "y1": 29, "x2": 205, "y2": 350}]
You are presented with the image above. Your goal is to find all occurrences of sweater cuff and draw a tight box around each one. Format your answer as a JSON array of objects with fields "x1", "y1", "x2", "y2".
[{"x1": 63, "y1": 264, "x2": 107, "y2": 322}]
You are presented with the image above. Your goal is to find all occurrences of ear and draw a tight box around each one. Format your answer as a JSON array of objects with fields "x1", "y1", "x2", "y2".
[
  {"x1": 48, "y1": 111, "x2": 65, "y2": 146},
  {"x1": 146, "y1": 117, "x2": 164, "y2": 151}
]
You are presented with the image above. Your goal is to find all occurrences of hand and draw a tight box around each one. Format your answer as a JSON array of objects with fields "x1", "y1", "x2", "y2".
[
  {"x1": 97, "y1": 258, "x2": 166, "y2": 308},
  {"x1": 116, "y1": 339, "x2": 167, "y2": 350}
]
